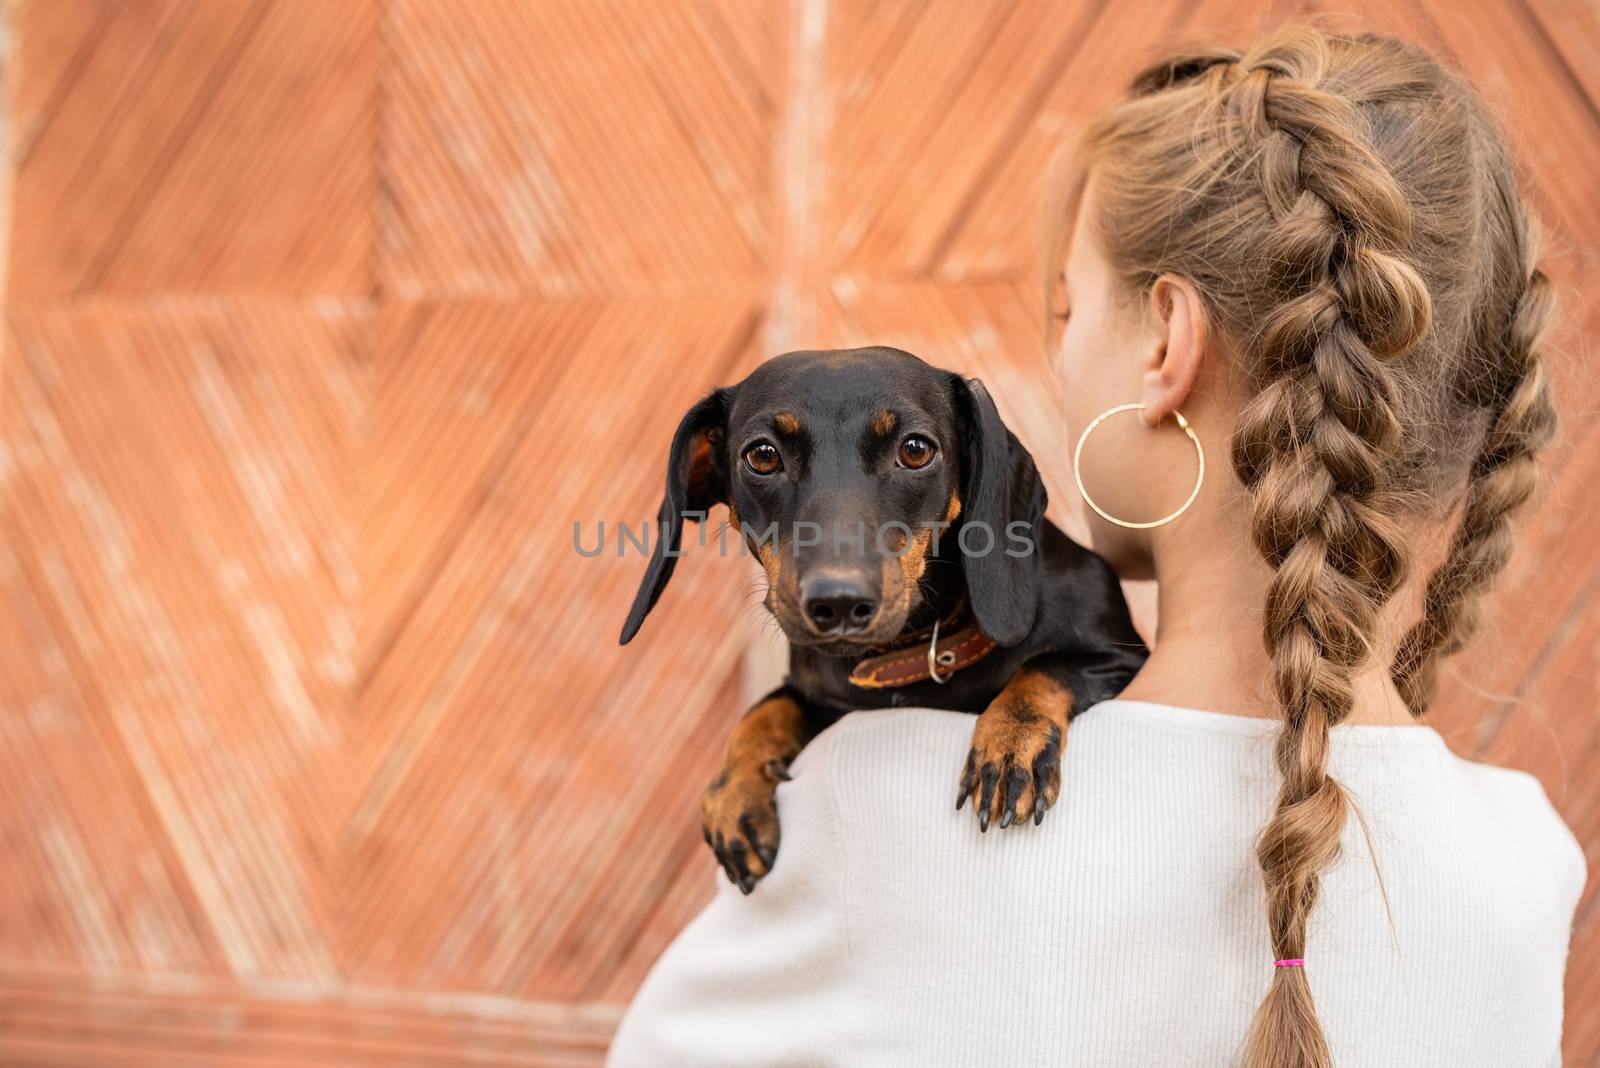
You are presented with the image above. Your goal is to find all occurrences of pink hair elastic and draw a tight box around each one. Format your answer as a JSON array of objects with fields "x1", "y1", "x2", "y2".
[{"x1": 1274, "y1": 958, "x2": 1305, "y2": 968}]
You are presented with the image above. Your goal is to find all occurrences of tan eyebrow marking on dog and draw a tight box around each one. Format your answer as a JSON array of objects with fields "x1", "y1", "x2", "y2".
[
  {"x1": 774, "y1": 412, "x2": 800, "y2": 435},
  {"x1": 871, "y1": 409, "x2": 897, "y2": 436}
]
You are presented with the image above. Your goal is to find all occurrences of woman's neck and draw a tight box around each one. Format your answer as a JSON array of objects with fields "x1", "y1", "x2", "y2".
[{"x1": 1116, "y1": 538, "x2": 1420, "y2": 727}]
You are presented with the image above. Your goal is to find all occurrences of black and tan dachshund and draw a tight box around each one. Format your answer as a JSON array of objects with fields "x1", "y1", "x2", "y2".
[{"x1": 620, "y1": 347, "x2": 1147, "y2": 893}]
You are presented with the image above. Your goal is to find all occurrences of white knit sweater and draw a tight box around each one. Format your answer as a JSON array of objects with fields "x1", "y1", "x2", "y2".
[{"x1": 607, "y1": 701, "x2": 1586, "y2": 1067}]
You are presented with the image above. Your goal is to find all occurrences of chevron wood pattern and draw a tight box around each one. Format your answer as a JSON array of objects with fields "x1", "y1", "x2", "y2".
[
  {"x1": 11, "y1": 1, "x2": 378, "y2": 294},
  {"x1": 0, "y1": 2, "x2": 1595, "y2": 1065},
  {"x1": 381, "y1": 0, "x2": 779, "y2": 298}
]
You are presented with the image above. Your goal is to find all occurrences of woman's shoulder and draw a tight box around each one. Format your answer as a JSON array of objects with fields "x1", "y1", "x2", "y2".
[
  {"x1": 810, "y1": 701, "x2": 1586, "y2": 906},
  {"x1": 807, "y1": 701, "x2": 1288, "y2": 890},
  {"x1": 811, "y1": 699, "x2": 1277, "y2": 761},
  {"x1": 1429, "y1": 739, "x2": 1588, "y2": 905}
]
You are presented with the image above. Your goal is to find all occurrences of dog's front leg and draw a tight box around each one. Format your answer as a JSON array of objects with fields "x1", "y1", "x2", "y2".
[
  {"x1": 956, "y1": 658, "x2": 1079, "y2": 832},
  {"x1": 702, "y1": 685, "x2": 817, "y2": 894}
]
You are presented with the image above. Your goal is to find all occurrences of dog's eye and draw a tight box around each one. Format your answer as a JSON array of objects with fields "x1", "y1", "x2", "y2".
[
  {"x1": 745, "y1": 442, "x2": 782, "y2": 475},
  {"x1": 898, "y1": 435, "x2": 936, "y2": 469}
]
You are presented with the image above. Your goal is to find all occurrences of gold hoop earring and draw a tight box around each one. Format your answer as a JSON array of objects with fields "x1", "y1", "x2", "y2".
[{"x1": 1072, "y1": 403, "x2": 1204, "y2": 530}]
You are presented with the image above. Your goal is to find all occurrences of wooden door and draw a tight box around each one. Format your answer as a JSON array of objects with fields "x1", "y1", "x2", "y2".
[{"x1": 1, "y1": 2, "x2": 1594, "y2": 1063}]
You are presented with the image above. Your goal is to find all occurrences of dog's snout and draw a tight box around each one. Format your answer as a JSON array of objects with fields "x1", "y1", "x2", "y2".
[{"x1": 801, "y1": 573, "x2": 880, "y2": 635}]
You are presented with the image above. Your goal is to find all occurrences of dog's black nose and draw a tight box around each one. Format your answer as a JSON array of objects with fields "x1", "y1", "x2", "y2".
[{"x1": 802, "y1": 576, "x2": 880, "y2": 635}]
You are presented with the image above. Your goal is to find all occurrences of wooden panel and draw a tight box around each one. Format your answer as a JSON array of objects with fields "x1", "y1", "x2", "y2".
[
  {"x1": 0, "y1": 969, "x2": 618, "y2": 1067},
  {"x1": 0, "y1": 2, "x2": 1595, "y2": 1065},
  {"x1": 345, "y1": 299, "x2": 758, "y2": 998},
  {"x1": 10, "y1": 1, "x2": 378, "y2": 294},
  {"x1": 2, "y1": 300, "x2": 367, "y2": 981},
  {"x1": 381, "y1": 0, "x2": 780, "y2": 298}
]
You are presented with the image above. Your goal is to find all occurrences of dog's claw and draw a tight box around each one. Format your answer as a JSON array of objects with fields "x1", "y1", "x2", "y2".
[
  {"x1": 977, "y1": 763, "x2": 1000, "y2": 832},
  {"x1": 713, "y1": 832, "x2": 741, "y2": 887},
  {"x1": 955, "y1": 750, "x2": 976, "y2": 810},
  {"x1": 765, "y1": 759, "x2": 792, "y2": 782},
  {"x1": 739, "y1": 814, "x2": 777, "y2": 871},
  {"x1": 726, "y1": 840, "x2": 760, "y2": 897},
  {"x1": 961, "y1": 693, "x2": 1066, "y2": 833},
  {"x1": 702, "y1": 761, "x2": 782, "y2": 892},
  {"x1": 1032, "y1": 748, "x2": 1057, "y2": 825},
  {"x1": 1002, "y1": 764, "x2": 1027, "y2": 828}
]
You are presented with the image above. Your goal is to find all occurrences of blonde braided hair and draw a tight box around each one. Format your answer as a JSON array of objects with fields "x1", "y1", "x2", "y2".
[
  {"x1": 1049, "y1": 22, "x2": 1558, "y2": 1067},
  {"x1": 1390, "y1": 251, "x2": 1558, "y2": 713}
]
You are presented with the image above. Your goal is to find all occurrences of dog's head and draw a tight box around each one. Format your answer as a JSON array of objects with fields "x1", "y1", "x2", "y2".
[{"x1": 618, "y1": 347, "x2": 1047, "y2": 654}]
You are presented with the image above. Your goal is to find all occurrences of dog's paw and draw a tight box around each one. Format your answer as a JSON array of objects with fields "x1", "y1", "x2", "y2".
[
  {"x1": 955, "y1": 672, "x2": 1070, "y2": 831},
  {"x1": 701, "y1": 758, "x2": 789, "y2": 894}
]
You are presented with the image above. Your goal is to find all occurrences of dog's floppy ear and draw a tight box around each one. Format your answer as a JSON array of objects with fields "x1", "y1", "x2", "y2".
[
  {"x1": 951, "y1": 376, "x2": 1047, "y2": 646},
  {"x1": 619, "y1": 389, "x2": 731, "y2": 645}
]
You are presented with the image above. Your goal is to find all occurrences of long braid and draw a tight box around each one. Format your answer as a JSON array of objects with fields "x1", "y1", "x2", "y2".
[
  {"x1": 1069, "y1": 22, "x2": 1560, "y2": 1065},
  {"x1": 1390, "y1": 201, "x2": 1558, "y2": 713},
  {"x1": 1214, "y1": 37, "x2": 1432, "y2": 1068}
]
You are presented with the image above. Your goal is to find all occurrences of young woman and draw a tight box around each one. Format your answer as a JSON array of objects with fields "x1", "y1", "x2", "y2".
[{"x1": 608, "y1": 24, "x2": 1585, "y2": 1067}]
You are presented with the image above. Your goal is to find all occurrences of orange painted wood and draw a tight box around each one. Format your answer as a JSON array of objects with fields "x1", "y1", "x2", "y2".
[{"x1": 0, "y1": 3, "x2": 1595, "y2": 1065}]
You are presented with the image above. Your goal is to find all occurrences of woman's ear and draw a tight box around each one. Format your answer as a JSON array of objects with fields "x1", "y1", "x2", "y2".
[
  {"x1": 1137, "y1": 274, "x2": 1208, "y2": 427},
  {"x1": 619, "y1": 388, "x2": 731, "y2": 645}
]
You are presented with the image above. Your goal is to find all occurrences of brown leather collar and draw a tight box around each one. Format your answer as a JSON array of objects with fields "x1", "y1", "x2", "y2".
[{"x1": 847, "y1": 599, "x2": 998, "y2": 689}]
